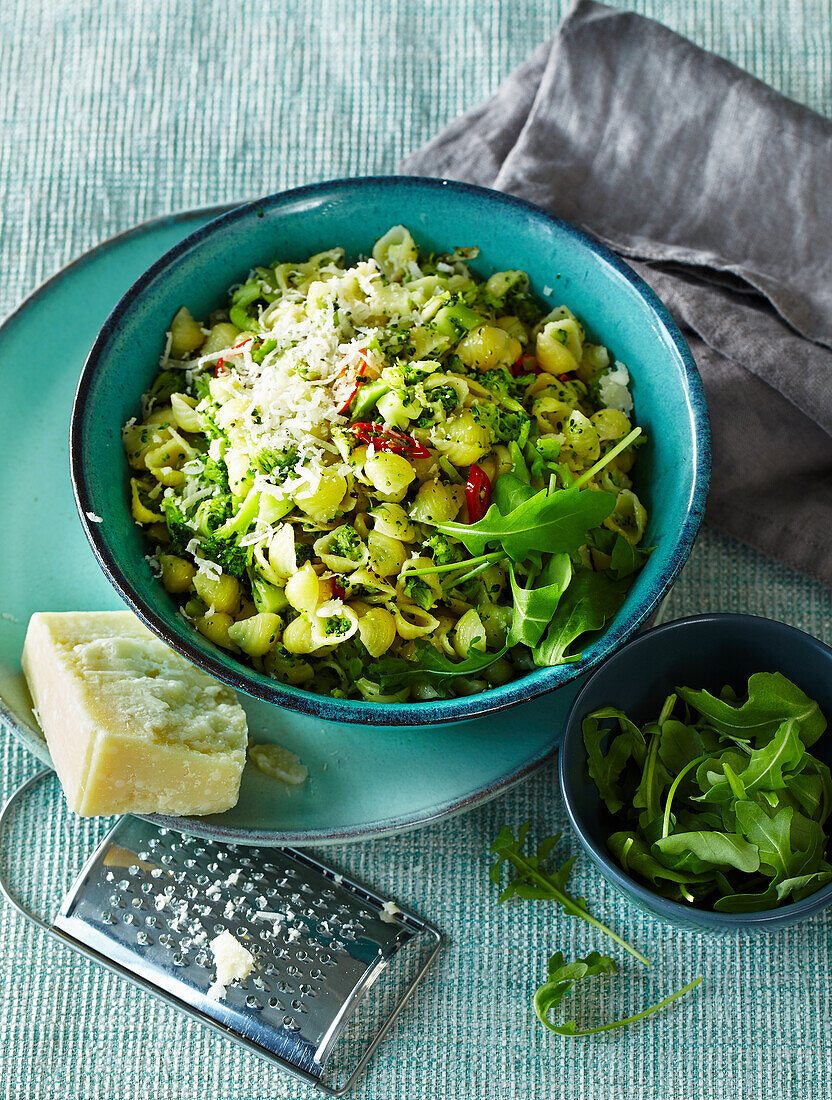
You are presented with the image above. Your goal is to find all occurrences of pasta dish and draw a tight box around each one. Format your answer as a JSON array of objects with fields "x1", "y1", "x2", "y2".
[{"x1": 123, "y1": 226, "x2": 648, "y2": 702}]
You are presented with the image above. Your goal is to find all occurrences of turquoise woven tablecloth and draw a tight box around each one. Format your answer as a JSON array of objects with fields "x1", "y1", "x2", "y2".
[{"x1": 2, "y1": 2, "x2": 831, "y2": 1097}]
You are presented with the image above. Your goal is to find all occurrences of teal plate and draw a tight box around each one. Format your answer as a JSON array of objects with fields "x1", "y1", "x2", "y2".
[{"x1": 0, "y1": 204, "x2": 577, "y2": 844}]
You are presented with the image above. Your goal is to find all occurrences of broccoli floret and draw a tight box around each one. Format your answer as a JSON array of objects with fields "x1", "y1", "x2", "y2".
[
  {"x1": 504, "y1": 286, "x2": 546, "y2": 327},
  {"x1": 191, "y1": 373, "x2": 212, "y2": 401},
  {"x1": 329, "y1": 524, "x2": 363, "y2": 561},
  {"x1": 193, "y1": 495, "x2": 232, "y2": 536},
  {"x1": 403, "y1": 573, "x2": 435, "y2": 610},
  {"x1": 200, "y1": 535, "x2": 248, "y2": 579},
  {"x1": 202, "y1": 456, "x2": 230, "y2": 493},
  {"x1": 251, "y1": 338, "x2": 278, "y2": 364},
  {"x1": 472, "y1": 402, "x2": 531, "y2": 446},
  {"x1": 323, "y1": 614, "x2": 351, "y2": 637},
  {"x1": 479, "y1": 366, "x2": 529, "y2": 402},
  {"x1": 295, "y1": 543, "x2": 314, "y2": 566},
  {"x1": 162, "y1": 501, "x2": 193, "y2": 556},
  {"x1": 229, "y1": 277, "x2": 263, "y2": 330},
  {"x1": 424, "y1": 533, "x2": 462, "y2": 566},
  {"x1": 255, "y1": 446, "x2": 299, "y2": 478},
  {"x1": 432, "y1": 384, "x2": 459, "y2": 413}
]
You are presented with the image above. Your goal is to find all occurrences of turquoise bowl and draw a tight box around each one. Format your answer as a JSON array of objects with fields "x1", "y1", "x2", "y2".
[
  {"x1": 70, "y1": 176, "x2": 710, "y2": 726},
  {"x1": 560, "y1": 614, "x2": 832, "y2": 932}
]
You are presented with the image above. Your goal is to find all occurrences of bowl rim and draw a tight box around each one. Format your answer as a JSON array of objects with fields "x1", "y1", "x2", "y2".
[
  {"x1": 70, "y1": 174, "x2": 711, "y2": 726},
  {"x1": 559, "y1": 612, "x2": 832, "y2": 928}
]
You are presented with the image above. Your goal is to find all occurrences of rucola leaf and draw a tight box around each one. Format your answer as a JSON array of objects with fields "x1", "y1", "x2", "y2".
[
  {"x1": 582, "y1": 716, "x2": 636, "y2": 815},
  {"x1": 489, "y1": 824, "x2": 648, "y2": 965},
  {"x1": 507, "y1": 556, "x2": 572, "y2": 648},
  {"x1": 435, "y1": 484, "x2": 616, "y2": 562},
  {"x1": 532, "y1": 569, "x2": 631, "y2": 666},
  {"x1": 533, "y1": 951, "x2": 703, "y2": 1037},
  {"x1": 368, "y1": 640, "x2": 508, "y2": 693},
  {"x1": 678, "y1": 672, "x2": 826, "y2": 747},
  {"x1": 651, "y1": 831, "x2": 761, "y2": 875}
]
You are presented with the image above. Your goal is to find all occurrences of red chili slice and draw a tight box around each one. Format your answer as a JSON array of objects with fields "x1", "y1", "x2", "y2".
[
  {"x1": 350, "y1": 422, "x2": 430, "y2": 460},
  {"x1": 465, "y1": 464, "x2": 492, "y2": 522},
  {"x1": 215, "y1": 357, "x2": 227, "y2": 376},
  {"x1": 511, "y1": 355, "x2": 539, "y2": 377},
  {"x1": 337, "y1": 362, "x2": 367, "y2": 415},
  {"x1": 331, "y1": 580, "x2": 346, "y2": 600}
]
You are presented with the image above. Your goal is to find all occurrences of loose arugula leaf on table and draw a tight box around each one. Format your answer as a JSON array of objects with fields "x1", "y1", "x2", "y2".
[
  {"x1": 507, "y1": 555, "x2": 572, "y2": 648},
  {"x1": 489, "y1": 825, "x2": 703, "y2": 1038},
  {"x1": 434, "y1": 485, "x2": 616, "y2": 561},
  {"x1": 533, "y1": 951, "x2": 703, "y2": 1037},
  {"x1": 366, "y1": 640, "x2": 508, "y2": 694},
  {"x1": 532, "y1": 569, "x2": 631, "y2": 666},
  {"x1": 678, "y1": 672, "x2": 827, "y2": 747},
  {"x1": 489, "y1": 824, "x2": 649, "y2": 965}
]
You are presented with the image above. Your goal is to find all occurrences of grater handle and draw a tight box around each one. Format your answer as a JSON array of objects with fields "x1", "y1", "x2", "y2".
[{"x1": 0, "y1": 767, "x2": 57, "y2": 933}]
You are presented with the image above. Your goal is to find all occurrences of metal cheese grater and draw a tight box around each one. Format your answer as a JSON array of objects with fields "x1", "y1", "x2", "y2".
[{"x1": 0, "y1": 770, "x2": 442, "y2": 1095}]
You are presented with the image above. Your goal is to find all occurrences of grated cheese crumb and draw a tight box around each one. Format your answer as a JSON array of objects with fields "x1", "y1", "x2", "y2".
[
  {"x1": 380, "y1": 900, "x2": 402, "y2": 924},
  {"x1": 207, "y1": 930, "x2": 255, "y2": 1000}
]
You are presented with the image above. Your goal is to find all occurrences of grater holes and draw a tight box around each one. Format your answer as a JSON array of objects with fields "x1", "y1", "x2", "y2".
[
  {"x1": 283, "y1": 1017, "x2": 301, "y2": 1031},
  {"x1": 245, "y1": 996, "x2": 262, "y2": 1010}
]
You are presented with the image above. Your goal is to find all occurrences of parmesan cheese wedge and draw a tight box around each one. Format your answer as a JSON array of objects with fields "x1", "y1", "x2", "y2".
[{"x1": 22, "y1": 611, "x2": 248, "y2": 817}]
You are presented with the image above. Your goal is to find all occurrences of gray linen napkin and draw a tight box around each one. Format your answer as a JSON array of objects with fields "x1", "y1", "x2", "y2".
[{"x1": 400, "y1": 0, "x2": 832, "y2": 585}]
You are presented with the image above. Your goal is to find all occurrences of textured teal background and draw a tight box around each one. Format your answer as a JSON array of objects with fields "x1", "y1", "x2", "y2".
[{"x1": 1, "y1": 2, "x2": 831, "y2": 1097}]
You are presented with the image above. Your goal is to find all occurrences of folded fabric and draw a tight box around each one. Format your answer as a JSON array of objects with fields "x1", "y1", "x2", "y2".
[{"x1": 400, "y1": 0, "x2": 832, "y2": 585}]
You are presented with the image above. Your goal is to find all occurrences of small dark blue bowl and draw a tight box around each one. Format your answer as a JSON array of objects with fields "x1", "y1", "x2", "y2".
[{"x1": 559, "y1": 614, "x2": 832, "y2": 932}]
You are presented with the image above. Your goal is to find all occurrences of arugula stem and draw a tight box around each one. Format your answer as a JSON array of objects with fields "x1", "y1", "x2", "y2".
[
  {"x1": 540, "y1": 975, "x2": 704, "y2": 1037},
  {"x1": 571, "y1": 427, "x2": 642, "y2": 491},
  {"x1": 661, "y1": 755, "x2": 708, "y2": 839},
  {"x1": 443, "y1": 558, "x2": 494, "y2": 589},
  {"x1": 503, "y1": 849, "x2": 650, "y2": 967},
  {"x1": 406, "y1": 551, "x2": 503, "y2": 577}
]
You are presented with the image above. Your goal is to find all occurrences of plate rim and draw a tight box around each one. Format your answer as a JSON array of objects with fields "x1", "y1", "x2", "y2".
[{"x1": 0, "y1": 203, "x2": 565, "y2": 844}]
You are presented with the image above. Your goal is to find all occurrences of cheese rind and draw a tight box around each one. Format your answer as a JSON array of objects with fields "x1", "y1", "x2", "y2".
[{"x1": 22, "y1": 611, "x2": 248, "y2": 817}]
